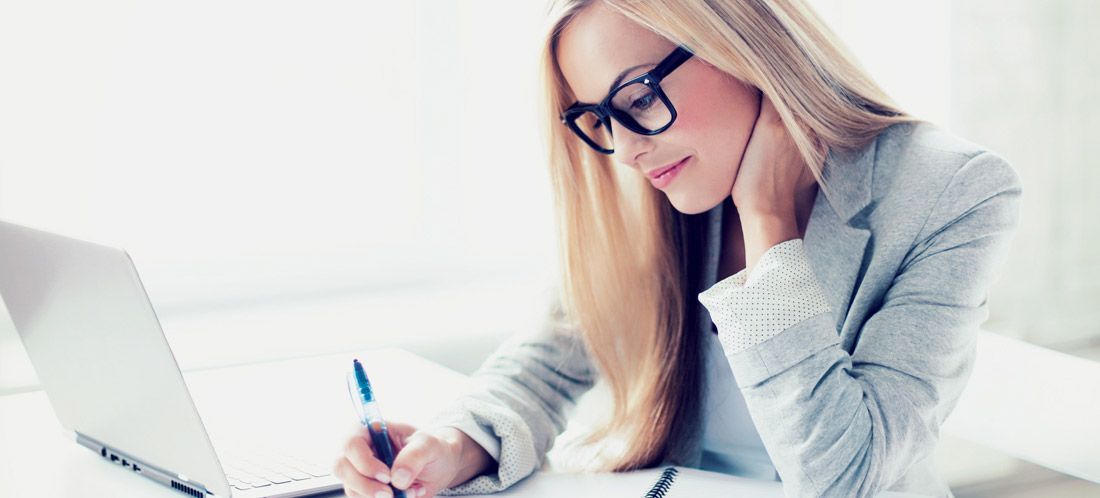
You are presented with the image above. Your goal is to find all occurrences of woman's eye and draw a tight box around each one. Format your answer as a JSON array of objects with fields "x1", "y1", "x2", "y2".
[{"x1": 630, "y1": 92, "x2": 656, "y2": 111}]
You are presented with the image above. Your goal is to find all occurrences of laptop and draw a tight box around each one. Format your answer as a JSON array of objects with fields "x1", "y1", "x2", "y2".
[{"x1": 0, "y1": 218, "x2": 344, "y2": 498}]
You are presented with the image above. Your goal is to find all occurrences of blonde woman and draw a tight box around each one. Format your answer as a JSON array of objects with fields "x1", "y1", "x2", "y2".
[{"x1": 333, "y1": 1, "x2": 1022, "y2": 497}]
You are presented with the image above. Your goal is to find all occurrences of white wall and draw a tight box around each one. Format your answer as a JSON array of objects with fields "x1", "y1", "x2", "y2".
[
  {"x1": 3, "y1": 0, "x2": 1095, "y2": 395},
  {"x1": 0, "y1": 0, "x2": 556, "y2": 392}
]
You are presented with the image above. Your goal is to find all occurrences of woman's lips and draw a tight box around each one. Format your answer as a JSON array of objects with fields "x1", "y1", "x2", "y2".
[
  {"x1": 648, "y1": 156, "x2": 690, "y2": 189},
  {"x1": 646, "y1": 157, "x2": 689, "y2": 179}
]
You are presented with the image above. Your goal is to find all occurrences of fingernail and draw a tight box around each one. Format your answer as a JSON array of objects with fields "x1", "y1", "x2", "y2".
[
  {"x1": 392, "y1": 469, "x2": 411, "y2": 489},
  {"x1": 375, "y1": 490, "x2": 392, "y2": 498},
  {"x1": 375, "y1": 472, "x2": 390, "y2": 484}
]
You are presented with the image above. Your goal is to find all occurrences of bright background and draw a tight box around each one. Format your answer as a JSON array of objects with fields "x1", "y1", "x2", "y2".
[{"x1": 1, "y1": 1, "x2": 1097, "y2": 496}]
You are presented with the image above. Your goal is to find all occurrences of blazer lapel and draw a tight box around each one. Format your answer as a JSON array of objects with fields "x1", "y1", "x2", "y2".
[{"x1": 803, "y1": 139, "x2": 877, "y2": 338}]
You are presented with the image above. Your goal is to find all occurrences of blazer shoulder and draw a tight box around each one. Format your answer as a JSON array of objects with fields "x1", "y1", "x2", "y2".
[
  {"x1": 862, "y1": 121, "x2": 1023, "y2": 258},
  {"x1": 872, "y1": 121, "x2": 1021, "y2": 209},
  {"x1": 876, "y1": 121, "x2": 986, "y2": 176}
]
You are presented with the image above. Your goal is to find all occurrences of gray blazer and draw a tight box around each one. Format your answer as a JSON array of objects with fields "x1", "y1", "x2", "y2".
[{"x1": 431, "y1": 120, "x2": 1023, "y2": 497}]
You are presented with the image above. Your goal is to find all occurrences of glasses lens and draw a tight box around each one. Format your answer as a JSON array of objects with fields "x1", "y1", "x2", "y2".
[
  {"x1": 572, "y1": 110, "x2": 614, "y2": 152},
  {"x1": 610, "y1": 81, "x2": 672, "y2": 132}
]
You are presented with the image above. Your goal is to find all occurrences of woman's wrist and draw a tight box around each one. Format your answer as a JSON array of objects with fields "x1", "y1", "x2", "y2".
[
  {"x1": 432, "y1": 426, "x2": 497, "y2": 489},
  {"x1": 739, "y1": 209, "x2": 800, "y2": 274}
]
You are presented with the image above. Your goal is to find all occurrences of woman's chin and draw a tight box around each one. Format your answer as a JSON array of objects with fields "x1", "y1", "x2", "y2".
[{"x1": 665, "y1": 193, "x2": 713, "y2": 215}]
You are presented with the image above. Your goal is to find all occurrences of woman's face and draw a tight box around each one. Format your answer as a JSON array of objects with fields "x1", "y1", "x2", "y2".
[{"x1": 556, "y1": 2, "x2": 762, "y2": 215}]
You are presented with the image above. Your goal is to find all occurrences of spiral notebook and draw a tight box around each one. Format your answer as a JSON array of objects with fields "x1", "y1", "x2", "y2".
[
  {"x1": 632, "y1": 466, "x2": 785, "y2": 497},
  {"x1": 485, "y1": 465, "x2": 789, "y2": 497},
  {"x1": 481, "y1": 466, "x2": 925, "y2": 497},
  {"x1": 642, "y1": 467, "x2": 680, "y2": 498},
  {"x1": 633, "y1": 467, "x2": 927, "y2": 498}
]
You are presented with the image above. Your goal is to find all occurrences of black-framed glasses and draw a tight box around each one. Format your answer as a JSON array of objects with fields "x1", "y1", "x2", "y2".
[{"x1": 560, "y1": 45, "x2": 694, "y2": 155}]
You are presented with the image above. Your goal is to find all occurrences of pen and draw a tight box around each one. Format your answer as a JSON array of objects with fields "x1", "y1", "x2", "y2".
[{"x1": 348, "y1": 358, "x2": 407, "y2": 498}]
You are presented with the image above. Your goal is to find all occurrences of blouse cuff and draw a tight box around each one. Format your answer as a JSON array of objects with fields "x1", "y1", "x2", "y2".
[
  {"x1": 424, "y1": 395, "x2": 539, "y2": 495},
  {"x1": 697, "y1": 238, "x2": 831, "y2": 356}
]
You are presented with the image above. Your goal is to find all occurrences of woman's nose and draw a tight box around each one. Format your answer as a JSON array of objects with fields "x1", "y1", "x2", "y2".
[{"x1": 608, "y1": 119, "x2": 653, "y2": 166}]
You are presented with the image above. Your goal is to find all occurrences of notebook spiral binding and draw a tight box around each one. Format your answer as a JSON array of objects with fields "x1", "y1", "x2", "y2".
[{"x1": 643, "y1": 467, "x2": 679, "y2": 498}]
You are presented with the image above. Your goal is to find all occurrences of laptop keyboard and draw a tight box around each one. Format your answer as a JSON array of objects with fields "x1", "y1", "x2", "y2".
[{"x1": 221, "y1": 449, "x2": 332, "y2": 491}]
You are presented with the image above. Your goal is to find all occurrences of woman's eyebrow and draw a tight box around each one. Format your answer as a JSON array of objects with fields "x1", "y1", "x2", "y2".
[
  {"x1": 607, "y1": 62, "x2": 656, "y2": 94},
  {"x1": 574, "y1": 62, "x2": 657, "y2": 105}
]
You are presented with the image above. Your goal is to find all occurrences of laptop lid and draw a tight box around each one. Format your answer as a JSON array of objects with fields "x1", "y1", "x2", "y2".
[{"x1": 0, "y1": 219, "x2": 231, "y2": 498}]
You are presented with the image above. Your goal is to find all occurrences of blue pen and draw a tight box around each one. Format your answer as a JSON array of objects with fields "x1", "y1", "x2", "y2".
[{"x1": 348, "y1": 358, "x2": 407, "y2": 498}]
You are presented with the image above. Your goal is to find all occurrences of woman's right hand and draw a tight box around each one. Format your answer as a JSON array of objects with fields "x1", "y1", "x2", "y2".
[{"x1": 332, "y1": 422, "x2": 478, "y2": 498}]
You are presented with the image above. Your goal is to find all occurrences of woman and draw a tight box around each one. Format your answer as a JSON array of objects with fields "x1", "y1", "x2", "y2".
[{"x1": 332, "y1": 1, "x2": 1022, "y2": 497}]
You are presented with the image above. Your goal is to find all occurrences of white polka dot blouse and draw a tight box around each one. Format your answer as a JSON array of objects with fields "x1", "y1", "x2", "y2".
[{"x1": 697, "y1": 238, "x2": 831, "y2": 355}]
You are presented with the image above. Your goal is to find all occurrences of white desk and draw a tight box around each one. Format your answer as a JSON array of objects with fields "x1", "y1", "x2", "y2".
[
  {"x1": 0, "y1": 348, "x2": 923, "y2": 497},
  {"x1": 0, "y1": 348, "x2": 476, "y2": 498},
  {"x1": 942, "y1": 331, "x2": 1100, "y2": 483}
]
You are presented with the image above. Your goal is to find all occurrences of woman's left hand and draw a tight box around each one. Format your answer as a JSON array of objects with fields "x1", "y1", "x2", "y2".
[
  {"x1": 729, "y1": 93, "x2": 818, "y2": 218},
  {"x1": 730, "y1": 92, "x2": 824, "y2": 274}
]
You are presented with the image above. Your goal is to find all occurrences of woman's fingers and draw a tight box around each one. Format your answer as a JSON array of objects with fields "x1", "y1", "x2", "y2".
[
  {"x1": 344, "y1": 430, "x2": 394, "y2": 484},
  {"x1": 389, "y1": 434, "x2": 440, "y2": 491},
  {"x1": 333, "y1": 457, "x2": 395, "y2": 498},
  {"x1": 335, "y1": 422, "x2": 458, "y2": 498},
  {"x1": 386, "y1": 421, "x2": 418, "y2": 451}
]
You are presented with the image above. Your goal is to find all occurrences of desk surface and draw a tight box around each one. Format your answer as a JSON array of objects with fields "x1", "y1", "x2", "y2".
[
  {"x1": 0, "y1": 348, "x2": 923, "y2": 497},
  {"x1": 0, "y1": 348, "x2": 476, "y2": 498}
]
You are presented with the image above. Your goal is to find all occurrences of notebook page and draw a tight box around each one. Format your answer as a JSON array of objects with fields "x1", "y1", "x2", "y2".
[
  {"x1": 472, "y1": 466, "x2": 933, "y2": 498},
  {"x1": 478, "y1": 466, "x2": 785, "y2": 497}
]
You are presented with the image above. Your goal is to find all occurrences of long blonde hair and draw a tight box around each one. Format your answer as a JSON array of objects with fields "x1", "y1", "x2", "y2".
[{"x1": 539, "y1": 0, "x2": 920, "y2": 472}]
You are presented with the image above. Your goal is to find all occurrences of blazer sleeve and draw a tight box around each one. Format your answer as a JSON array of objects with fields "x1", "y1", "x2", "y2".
[
  {"x1": 425, "y1": 293, "x2": 599, "y2": 495},
  {"x1": 697, "y1": 151, "x2": 1023, "y2": 497}
]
